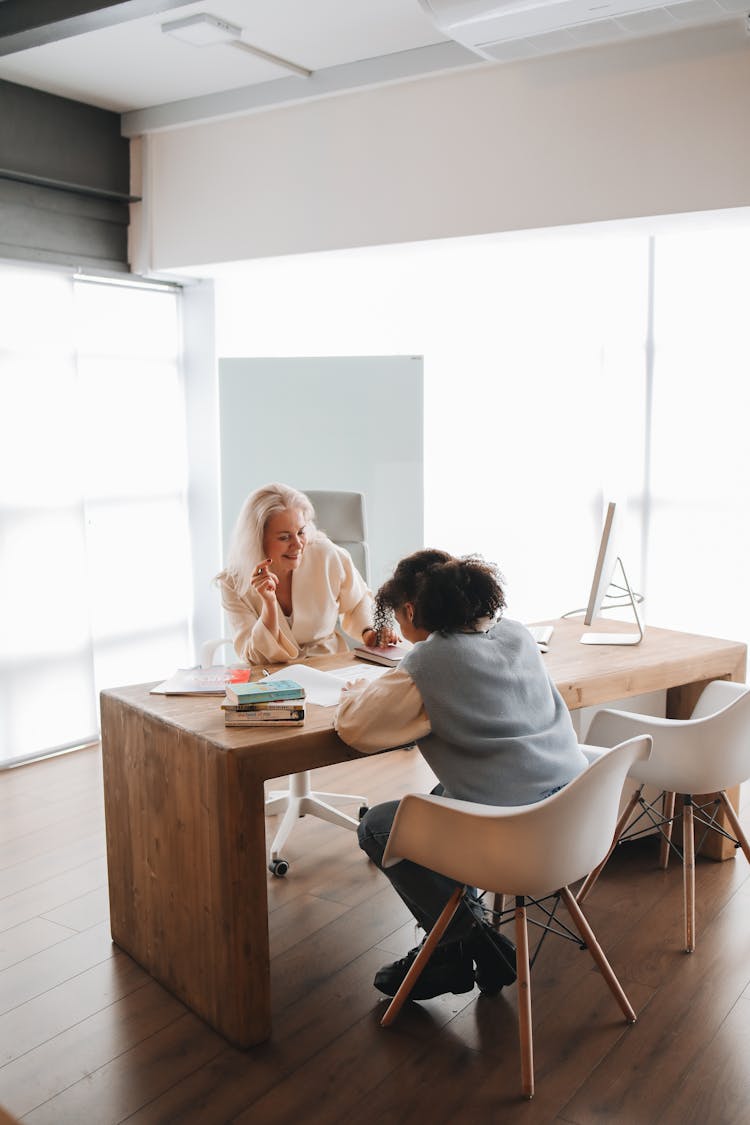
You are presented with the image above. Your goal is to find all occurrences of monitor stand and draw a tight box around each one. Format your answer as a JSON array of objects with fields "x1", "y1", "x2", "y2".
[{"x1": 580, "y1": 558, "x2": 644, "y2": 646}]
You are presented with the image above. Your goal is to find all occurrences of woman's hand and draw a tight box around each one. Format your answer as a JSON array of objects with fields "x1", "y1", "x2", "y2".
[
  {"x1": 341, "y1": 678, "x2": 368, "y2": 692},
  {"x1": 251, "y1": 559, "x2": 278, "y2": 606}
]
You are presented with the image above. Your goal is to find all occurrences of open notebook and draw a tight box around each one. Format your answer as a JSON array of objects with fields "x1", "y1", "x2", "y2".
[{"x1": 264, "y1": 662, "x2": 386, "y2": 707}]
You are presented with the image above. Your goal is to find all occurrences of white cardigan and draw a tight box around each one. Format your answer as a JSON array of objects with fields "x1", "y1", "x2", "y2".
[{"x1": 217, "y1": 535, "x2": 373, "y2": 665}]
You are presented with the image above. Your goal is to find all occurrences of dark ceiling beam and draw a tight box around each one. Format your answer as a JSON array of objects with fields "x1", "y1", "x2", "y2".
[{"x1": 0, "y1": 1, "x2": 195, "y2": 57}]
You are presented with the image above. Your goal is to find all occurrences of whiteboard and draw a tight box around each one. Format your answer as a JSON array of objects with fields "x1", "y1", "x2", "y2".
[{"x1": 218, "y1": 356, "x2": 423, "y2": 588}]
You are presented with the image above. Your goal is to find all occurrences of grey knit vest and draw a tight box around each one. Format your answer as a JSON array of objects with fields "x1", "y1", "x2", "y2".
[{"x1": 400, "y1": 618, "x2": 587, "y2": 806}]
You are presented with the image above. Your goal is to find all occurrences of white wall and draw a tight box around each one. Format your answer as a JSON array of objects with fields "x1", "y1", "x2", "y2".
[
  {"x1": 209, "y1": 227, "x2": 651, "y2": 624},
  {"x1": 217, "y1": 356, "x2": 423, "y2": 589},
  {"x1": 143, "y1": 22, "x2": 750, "y2": 272}
]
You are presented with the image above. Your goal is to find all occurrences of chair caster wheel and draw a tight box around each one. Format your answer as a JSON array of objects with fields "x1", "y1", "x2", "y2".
[
  {"x1": 269, "y1": 858, "x2": 290, "y2": 877},
  {"x1": 358, "y1": 805, "x2": 369, "y2": 821}
]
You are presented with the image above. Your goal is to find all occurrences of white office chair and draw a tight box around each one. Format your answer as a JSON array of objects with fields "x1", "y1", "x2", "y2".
[
  {"x1": 378, "y1": 735, "x2": 652, "y2": 1100},
  {"x1": 578, "y1": 680, "x2": 750, "y2": 953},
  {"x1": 203, "y1": 489, "x2": 371, "y2": 877},
  {"x1": 305, "y1": 489, "x2": 371, "y2": 598}
]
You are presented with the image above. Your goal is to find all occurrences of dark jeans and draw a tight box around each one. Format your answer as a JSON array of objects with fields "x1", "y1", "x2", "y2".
[{"x1": 357, "y1": 785, "x2": 482, "y2": 945}]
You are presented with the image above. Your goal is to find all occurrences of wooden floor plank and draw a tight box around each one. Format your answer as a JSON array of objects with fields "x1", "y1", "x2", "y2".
[
  {"x1": 0, "y1": 856, "x2": 108, "y2": 933},
  {"x1": 41, "y1": 885, "x2": 110, "y2": 933},
  {"x1": 560, "y1": 886, "x2": 750, "y2": 1123},
  {"x1": 0, "y1": 916, "x2": 75, "y2": 972},
  {"x1": 0, "y1": 794, "x2": 105, "y2": 851},
  {"x1": 0, "y1": 810, "x2": 106, "y2": 874},
  {"x1": 232, "y1": 1014, "x2": 425, "y2": 1125},
  {"x1": 1, "y1": 748, "x2": 750, "y2": 1125},
  {"x1": 0, "y1": 952, "x2": 149, "y2": 1067},
  {"x1": 0, "y1": 831, "x2": 106, "y2": 901},
  {"x1": 267, "y1": 892, "x2": 348, "y2": 958},
  {"x1": 657, "y1": 994, "x2": 750, "y2": 1125},
  {"x1": 0, "y1": 979, "x2": 189, "y2": 1118},
  {"x1": 0, "y1": 920, "x2": 114, "y2": 1016},
  {"x1": 19, "y1": 1013, "x2": 225, "y2": 1125}
]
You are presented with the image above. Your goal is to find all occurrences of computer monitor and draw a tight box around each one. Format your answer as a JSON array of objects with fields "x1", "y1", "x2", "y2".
[{"x1": 580, "y1": 501, "x2": 644, "y2": 646}]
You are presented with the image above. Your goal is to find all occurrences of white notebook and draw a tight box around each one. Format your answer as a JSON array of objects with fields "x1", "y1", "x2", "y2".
[
  {"x1": 265, "y1": 662, "x2": 386, "y2": 707},
  {"x1": 525, "y1": 624, "x2": 554, "y2": 648}
]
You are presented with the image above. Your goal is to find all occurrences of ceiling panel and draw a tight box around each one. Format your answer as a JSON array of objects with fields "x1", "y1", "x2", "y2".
[{"x1": 0, "y1": 0, "x2": 446, "y2": 112}]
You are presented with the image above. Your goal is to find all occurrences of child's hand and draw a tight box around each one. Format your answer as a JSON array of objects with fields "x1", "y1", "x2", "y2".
[
  {"x1": 362, "y1": 626, "x2": 400, "y2": 647},
  {"x1": 378, "y1": 626, "x2": 400, "y2": 646}
]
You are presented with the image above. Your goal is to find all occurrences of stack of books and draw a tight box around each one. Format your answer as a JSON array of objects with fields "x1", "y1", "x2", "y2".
[{"x1": 223, "y1": 678, "x2": 306, "y2": 727}]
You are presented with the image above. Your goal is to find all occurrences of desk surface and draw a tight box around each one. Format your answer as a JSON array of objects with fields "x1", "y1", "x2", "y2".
[
  {"x1": 543, "y1": 615, "x2": 745, "y2": 711},
  {"x1": 103, "y1": 616, "x2": 747, "y2": 779}
]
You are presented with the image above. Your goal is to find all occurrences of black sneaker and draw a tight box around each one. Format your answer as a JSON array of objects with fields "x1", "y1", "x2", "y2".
[
  {"x1": 467, "y1": 923, "x2": 517, "y2": 996},
  {"x1": 373, "y1": 940, "x2": 475, "y2": 1000}
]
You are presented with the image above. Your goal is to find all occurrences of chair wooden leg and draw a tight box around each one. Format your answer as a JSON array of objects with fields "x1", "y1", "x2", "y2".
[
  {"x1": 577, "y1": 786, "x2": 643, "y2": 905},
  {"x1": 683, "y1": 796, "x2": 695, "y2": 953},
  {"x1": 660, "y1": 791, "x2": 676, "y2": 869},
  {"x1": 560, "y1": 887, "x2": 636, "y2": 1023},
  {"x1": 380, "y1": 887, "x2": 464, "y2": 1027},
  {"x1": 514, "y1": 896, "x2": 534, "y2": 1100},
  {"x1": 718, "y1": 790, "x2": 750, "y2": 865}
]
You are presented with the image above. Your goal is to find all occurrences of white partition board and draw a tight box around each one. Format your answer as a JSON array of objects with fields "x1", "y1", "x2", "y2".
[{"x1": 218, "y1": 356, "x2": 423, "y2": 588}]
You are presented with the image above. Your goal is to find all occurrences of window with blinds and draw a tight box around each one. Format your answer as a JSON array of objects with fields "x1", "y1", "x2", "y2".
[{"x1": 0, "y1": 266, "x2": 193, "y2": 767}]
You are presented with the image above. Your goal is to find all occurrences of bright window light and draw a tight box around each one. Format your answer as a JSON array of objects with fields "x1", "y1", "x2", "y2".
[{"x1": 0, "y1": 267, "x2": 193, "y2": 767}]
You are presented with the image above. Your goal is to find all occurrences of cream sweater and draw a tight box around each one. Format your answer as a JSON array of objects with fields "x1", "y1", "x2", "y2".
[{"x1": 217, "y1": 535, "x2": 373, "y2": 665}]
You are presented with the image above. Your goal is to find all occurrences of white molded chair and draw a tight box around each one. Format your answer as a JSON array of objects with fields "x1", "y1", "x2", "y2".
[
  {"x1": 379, "y1": 735, "x2": 652, "y2": 1100},
  {"x1": 203, "y1": 489, "x2": 371, "y2": 877},
  {"x1": 305, "y1": 489, "x2": 371, "y2": 592},
  {"x1": 578, "y1": 680, "x2": 750, "y2": 953}
]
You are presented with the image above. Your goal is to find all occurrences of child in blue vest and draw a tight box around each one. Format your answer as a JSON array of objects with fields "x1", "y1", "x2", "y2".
[{"x1": 335, "y1": 549, "x2": 586, "y2": 1000}]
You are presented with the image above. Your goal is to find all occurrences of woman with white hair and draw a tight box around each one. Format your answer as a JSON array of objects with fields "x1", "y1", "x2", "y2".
[{"x1": 216, "y1": 482, "x2": 391, "y2": 665}]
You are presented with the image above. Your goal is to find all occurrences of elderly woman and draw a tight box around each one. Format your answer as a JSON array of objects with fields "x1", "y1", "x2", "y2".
[
  {"x1": 216, "y1": 482, "x2": 391, "y2": 665},
  {"x1": 335, "y1": 548, "x2": 587, "y2": 1002}
]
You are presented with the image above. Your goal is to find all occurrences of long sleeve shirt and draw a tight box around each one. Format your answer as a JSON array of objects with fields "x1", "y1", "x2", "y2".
[
  {"x1": 217, "y1": 534, "x2": 374, "y2": 665},
  {"x1": 336, "y1": 619, "x2": 587, "y2": 806}
]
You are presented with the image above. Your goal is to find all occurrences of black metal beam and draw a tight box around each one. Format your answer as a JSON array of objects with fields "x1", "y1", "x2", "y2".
[
  {"x1": 0, "y1": 76, "x2": 132, "y2": 267},
  {"x1": 0, "y1": 1, "x2": 195, "y2": 56},
  {"x1": 0, "y1": 167, "x2": 140, "y2": 203},
  {"x1": 0, "y1": 78, "x2": 129, "y2": 196}
]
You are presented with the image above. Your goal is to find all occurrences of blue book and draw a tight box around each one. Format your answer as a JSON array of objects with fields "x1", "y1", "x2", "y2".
[{"x1": 225, "y1": 678, "x2": 305, "y2": 705}]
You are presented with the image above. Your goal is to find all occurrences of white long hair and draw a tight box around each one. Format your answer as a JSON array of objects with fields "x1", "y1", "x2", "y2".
[{"x1": 219, "y1": 483, "x2": 317, "y2": 596}]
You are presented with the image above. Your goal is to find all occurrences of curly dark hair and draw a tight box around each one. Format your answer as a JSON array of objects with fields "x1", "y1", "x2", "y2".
[{"x1": 375, "y1": 549, "x2": 506, "y2": 635}]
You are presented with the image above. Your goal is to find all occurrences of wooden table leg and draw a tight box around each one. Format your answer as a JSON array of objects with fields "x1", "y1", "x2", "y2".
[{"x1": 101, "y1": 695, "x2": 271, "y2": 1046}]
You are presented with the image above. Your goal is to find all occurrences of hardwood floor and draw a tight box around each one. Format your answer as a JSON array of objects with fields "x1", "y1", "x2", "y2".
[{"x1": 2, "y1": 745, "x2": 750, "y2": 1123}]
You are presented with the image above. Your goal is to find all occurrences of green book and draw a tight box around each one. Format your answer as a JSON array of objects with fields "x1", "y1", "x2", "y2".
[{"x1": 225, "y1": 678, "x2": 305, "y2": 706}]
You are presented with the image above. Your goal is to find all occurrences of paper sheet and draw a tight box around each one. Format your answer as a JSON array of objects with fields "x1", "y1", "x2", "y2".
[{"x1": 265, "y1": 662, "x2": 386, "y2": 707}]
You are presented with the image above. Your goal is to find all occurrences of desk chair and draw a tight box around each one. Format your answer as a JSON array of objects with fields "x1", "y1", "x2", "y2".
[
  {"x1": 203, "y1": 489, "x2": 372, "y2": 877},
  {"x1": 578, "y1": 680, "x2": 750, "y2": 952},
  {"x1": 379, "y1": 735, "x2": 652, "y2": 1100},
  {"x1": 305, "y1": 489, "x2": 371, "y2": 594}
]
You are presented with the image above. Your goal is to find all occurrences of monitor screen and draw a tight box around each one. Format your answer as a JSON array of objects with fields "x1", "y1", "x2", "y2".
[{"x1": 584, "y1": 501, "x2": 619, "y2": 626}]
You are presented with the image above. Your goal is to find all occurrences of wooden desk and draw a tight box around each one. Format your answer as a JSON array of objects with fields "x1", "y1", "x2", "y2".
[{"x1": 100, "y1": 619, "x2": 746, "y2": 1048}]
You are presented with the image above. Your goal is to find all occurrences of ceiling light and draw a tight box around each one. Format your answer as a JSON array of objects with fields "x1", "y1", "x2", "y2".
[
  {"x1": 161, "y1": 11, "x2": 311, "y2": 78},
  {"x1": 229, "y1": 40, "x2": 312, "y2": 77},
  {"x1": 161, "y1": 13, "x2": 241, "y2": 46}
]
